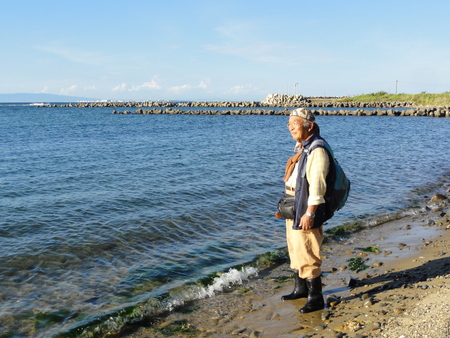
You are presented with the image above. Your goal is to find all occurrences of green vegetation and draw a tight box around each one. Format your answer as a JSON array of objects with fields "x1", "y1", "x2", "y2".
[
  {"x1": 347, "y1": 257, "x2": 369, "y2": 272},
  {"x1": 324, "y1": 221, "x2": 366, "y2": 237},
  {"x1": 33, "y1": 308, "x2": 75, "y2": 329},
  {"x1": 356, "y1": 246, "x2": 381, "y2": 254},
  {"x1": 340, "y1": 91, "x2": 450, "y2": 106}
]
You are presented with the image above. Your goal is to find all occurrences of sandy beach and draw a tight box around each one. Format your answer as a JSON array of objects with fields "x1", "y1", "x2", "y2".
[{"x1": 116, "y1": 188, "x2": 450, "y2": 338}]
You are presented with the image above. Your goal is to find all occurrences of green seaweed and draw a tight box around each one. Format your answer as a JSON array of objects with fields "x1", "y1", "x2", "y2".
[
  {"x1": 237, "y1": 287, "x2": 253, "y2": 294},
  {"x1": 347, "y1": 257, "x2": 369, "y2": 272},
  {"x1": 356, "y1": 246, "x2": 381, "y2": 254},
  {"x1": 271, "y1": 275, "x2": 293, "y2": 284},
  {"x1": 34, "y1": 308, "x2": 74, "y2": 329}
]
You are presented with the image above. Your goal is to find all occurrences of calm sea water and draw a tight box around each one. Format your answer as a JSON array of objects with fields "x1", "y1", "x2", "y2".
[{"x1": 1, "y1": 104, "x2": 449, "y2": 336}]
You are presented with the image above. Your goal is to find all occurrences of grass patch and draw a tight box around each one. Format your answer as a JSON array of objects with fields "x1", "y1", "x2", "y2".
[{"x1": 340, "y1": 91, "x2": 450, "y2": 106}]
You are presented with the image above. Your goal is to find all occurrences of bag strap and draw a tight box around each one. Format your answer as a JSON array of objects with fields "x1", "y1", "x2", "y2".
[{"x1": 300, "y1": 139, "x2": 330, "y2": 178}]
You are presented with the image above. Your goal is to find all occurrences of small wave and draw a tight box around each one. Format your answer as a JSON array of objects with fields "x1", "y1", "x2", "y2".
[{"x1": 56, "y1": 266, "x2": 259, "y2": 337}]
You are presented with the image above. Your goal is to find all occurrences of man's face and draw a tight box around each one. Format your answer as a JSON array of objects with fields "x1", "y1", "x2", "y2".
[{"x1": 287, "y1": 116, "x2": 313, "y2": 143}]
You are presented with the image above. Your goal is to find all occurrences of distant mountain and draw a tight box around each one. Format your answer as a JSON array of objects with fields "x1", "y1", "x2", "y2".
[{"x1": 0, "y1": 93, "x2": 98, "y2": 102}]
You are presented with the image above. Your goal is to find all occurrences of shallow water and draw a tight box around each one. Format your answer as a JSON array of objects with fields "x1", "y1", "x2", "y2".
[{"x1": 0, "y1": 105, "x2": 449, "y2": 336}]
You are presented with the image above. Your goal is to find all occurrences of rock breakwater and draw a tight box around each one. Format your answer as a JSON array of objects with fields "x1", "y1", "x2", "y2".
[{"x1": 112, "y1": 107, "x2": 450, "y2": 117}]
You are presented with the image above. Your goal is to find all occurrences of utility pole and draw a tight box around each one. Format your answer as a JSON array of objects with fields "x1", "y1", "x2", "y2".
[
  {"x1": 295, "y1": 83, "x2": 298, "y2": 96},
  {"x1": 395, "y1": 80, "x2": 398, "y2": 95}
]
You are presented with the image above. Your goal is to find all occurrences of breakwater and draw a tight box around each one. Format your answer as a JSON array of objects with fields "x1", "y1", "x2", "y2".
[
  {"x1": 112, "y1": 107, "x2": 450, "y2": 118},
  {"x1": 37, "y1": 93, "x2": 450, "y2": 117},
  {"x1": 55, "y1": 100, "x2": 413, "y2": 109}
]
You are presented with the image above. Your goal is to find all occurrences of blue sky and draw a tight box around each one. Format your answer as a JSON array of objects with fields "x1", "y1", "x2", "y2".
[{"x1": 2, "y1": 0, "x2": 450, "y2": 101}]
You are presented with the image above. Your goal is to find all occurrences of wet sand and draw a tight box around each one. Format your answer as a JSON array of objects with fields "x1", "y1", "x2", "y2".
[{"x1": 117, "y1": 192, "x2": 450, "y2": 337}]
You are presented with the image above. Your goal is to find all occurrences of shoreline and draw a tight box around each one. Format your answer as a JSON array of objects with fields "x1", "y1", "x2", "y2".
[{"x1": 116, "y1": 188, "x2": 450, "y2": 337}]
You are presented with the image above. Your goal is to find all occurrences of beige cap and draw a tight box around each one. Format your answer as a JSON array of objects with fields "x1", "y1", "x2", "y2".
[{"x1": 290, "y1": 108, "x2": 315, "y2": 122}]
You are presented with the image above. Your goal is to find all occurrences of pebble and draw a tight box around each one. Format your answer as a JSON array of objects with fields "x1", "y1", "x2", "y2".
[
  {"x1": 313, "y1": 324, "x2": 325, "y2": 331},
  {"x1": 232, "y1": 327, "x2": 247, "y2": 335},
  {"x1": 321, "y1": 310, "x2": 332, "y2": 320},
  {"x1": 364, "y1": 299, "x2": 374, "y2": 307}
]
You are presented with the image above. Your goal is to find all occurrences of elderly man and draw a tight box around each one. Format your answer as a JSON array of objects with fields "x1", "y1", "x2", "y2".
[{"x1": 281, "y1": 107, "x2": 332, "y2": 313}]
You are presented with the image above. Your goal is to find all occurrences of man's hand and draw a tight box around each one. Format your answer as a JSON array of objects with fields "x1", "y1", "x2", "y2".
[
  {"x1": 301, "y1": 205, "x2": 319, "y2": 230},
  {"x1": 300, "y1": 214, "x2": 314, "y2": 230}
]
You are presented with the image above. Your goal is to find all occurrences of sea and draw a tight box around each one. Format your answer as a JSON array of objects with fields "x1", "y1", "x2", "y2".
[{"x1": 1, "y1": 103, "x2": 449, "y2": 337}]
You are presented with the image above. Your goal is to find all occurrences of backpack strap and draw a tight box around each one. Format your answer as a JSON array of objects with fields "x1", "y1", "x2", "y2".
[{"x1": 300, "y1": 139, "x2": 332, "y2": 178}]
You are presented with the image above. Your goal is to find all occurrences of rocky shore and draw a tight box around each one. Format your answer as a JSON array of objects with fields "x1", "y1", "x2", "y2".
[
  {"x1": 38, "y1": 93, "x2": 450, "y2": 117},
  {"x1": 116, "y1": 184, "x2": 450, "y2": 337},
  {"x1": 111, "y1": 107, "x2": 450, "y2": 118}
]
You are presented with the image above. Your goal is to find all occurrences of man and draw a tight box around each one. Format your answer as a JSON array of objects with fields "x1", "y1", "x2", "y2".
[{"x1": 281, "y1": 107, "x2": 331, "y2": 313}]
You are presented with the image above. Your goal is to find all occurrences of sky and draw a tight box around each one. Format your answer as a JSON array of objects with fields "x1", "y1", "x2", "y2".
[{"x1": 1, "y1": 0, "x2": 450, "y2": 101}]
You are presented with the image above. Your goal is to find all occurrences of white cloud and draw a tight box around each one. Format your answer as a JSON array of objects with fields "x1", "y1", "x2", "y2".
[
  {"x1": 112, "y1": 77, "x2": 162, "y2": 92},
  {"x1": 112, "y1": 83, "x2": 127, "y2": 92},
  {"x1": 60, "y1": 85, "x2": 77, "y2": 95},
  {"x1": 169, "y1": 79, "x2": 210, "y2": 93},
  {"x1": 41, "y1": 86, "x2": 49, "y2": 93},
  {"x1": 129, "y1": 78, "x2": 162, "y2": 91},
  {"x1": 229, "y1": 84, "x2": 256, "y2": 94}
]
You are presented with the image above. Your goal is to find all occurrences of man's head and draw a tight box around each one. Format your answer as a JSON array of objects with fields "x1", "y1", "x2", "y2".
[{"x1": 287, "y1": 108, "x2": 317, "y2": 143}]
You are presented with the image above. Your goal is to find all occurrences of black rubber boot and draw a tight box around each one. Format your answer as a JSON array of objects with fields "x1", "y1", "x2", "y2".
[
  {"x1": 299, "y1": 276, "x2": 325, "y2": 313},
  {"x1": 281, "y1": 271, "x2": 307, "y2": 300}
]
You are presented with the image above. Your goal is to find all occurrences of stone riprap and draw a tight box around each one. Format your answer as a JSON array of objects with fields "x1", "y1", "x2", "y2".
[
  {"x1": 56, "y1": 100, "x2": 413, "y2": 109},
  {"x1": 112, "y1": 107, "x2": 450, "y2": 118}
]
